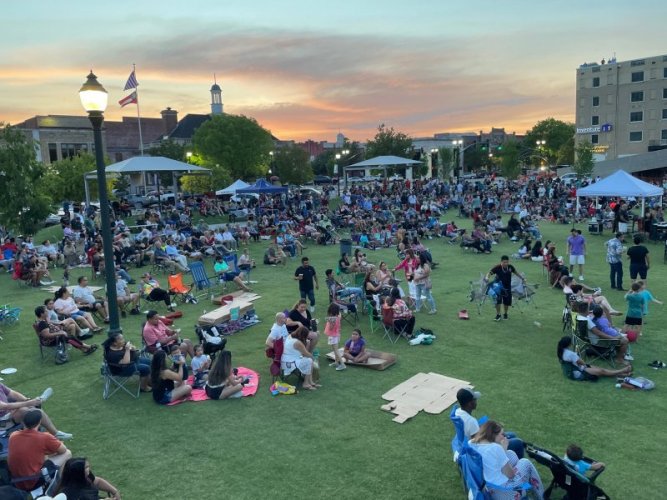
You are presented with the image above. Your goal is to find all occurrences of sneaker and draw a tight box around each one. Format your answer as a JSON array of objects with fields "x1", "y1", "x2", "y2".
[
  {"x1": 39, "y1": 280, "x2": 51, "y2": 286},
  {"x1": 579, "y1": 275, "x2": 584, "y2": 281},
  {"x1": 55, "y1": 430, "x2": 73, "y2": 440},
  {"x1": 335, "y1": 363, "x2": 347, "y2": 371},
  {"x1": 130, "y1": 308, "x2": 140, "y2": 315},
  {"x1": 503, "y1": 314, "x2": 508, "y2": 320},
  {"x1": 39, "y1": 387, "x2": 54, "y2": 402},
  {"x1": 624, "y1": 354, "x2": 634, "y2": 361},
  {"x1": 309, "y1": 306, "x2": 315, "y2": 313},
  {"x1": 494, "y1": 314, "x2": 502, "y2": 322},
  {"x1": 170, "y1": 303, "x2": 177, "y2": 308},
  {"x1": 428, "y1": 309, "x2": 437, "y2": 315}
]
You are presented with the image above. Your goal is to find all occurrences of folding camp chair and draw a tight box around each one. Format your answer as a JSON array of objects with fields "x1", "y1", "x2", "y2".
[
  {"x1": 32, "y1": 323, "x2": 68, "y2": 364},
  {"x1": 366, "y1": 302, "x2": 380, "y2": 335},
  {"x1": 101, "y1": 359, "x2": 140, "y2": 400},
  {"x1": 525, "y1": 443, "x2": 609, "y2": 500},
  {"x1": 458, "y1": 443, "x2": 532, "y2": 500},
  {"x1": 190, "y1": 261, "x2": 217, "y2": 299},
  {"x1": 167, "y1": 273, "x2": 195, "y2": 304},
  {"x1": 380, "y1": 306, "x2": 408, "y2": 344},
  {"x1": 510, "y1": 274, "x2": 538, "y2": 313},
  {"x1": 328, "y1": 284, "x2": 359, "y2": 327},
  {"x1": 450, "y1": 405, "x2": 467, "y2": 463},
  {"x1": 573, "y1": 318, "x2": 619, "y2": 367}
]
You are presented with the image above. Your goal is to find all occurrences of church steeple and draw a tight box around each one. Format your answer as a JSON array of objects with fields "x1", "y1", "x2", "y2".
[{"x1": 210, "y1": 74, "x2": 223, "y2": 115}]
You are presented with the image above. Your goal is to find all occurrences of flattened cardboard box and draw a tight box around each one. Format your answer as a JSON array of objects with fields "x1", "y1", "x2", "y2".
[{"x1": 381, "y1": 372, "x2": 472, "y2": 423}]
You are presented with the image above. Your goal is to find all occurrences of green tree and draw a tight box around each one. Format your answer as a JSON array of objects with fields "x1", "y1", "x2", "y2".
[
  {"x1": 365, "y1": 124, "x2": 412, "y2": 159},
  {"x1": 573, "y1": 141, "x2": 595, "y2": 178},
  {"x1": 180, "y1": 174, "x2": 216, "y2": 195},
  {"x1": 273, "y1": 145, "x2": 312, "y2": 184},
  {"x1": 0, "y1": 124, "x2": 51, "y2": 233},
  {"x1": 522, "y1": 118, "x2": 575, "y2": 165},
  {"x1": 312, "y1": 150, "x2": 336, "y2": 176},
  {"x1": 148, "y1": 139, "x2": 186, "y2": 161},
  {"x1": 498, "y1": 140, "x2": 521, "y2": 179},
  {"x1": 438, "y1": 147, "x2": 454, "y2": 179},
  {"x1": 193, "y1": 114, "x2": 274, "y2": 181},
  {"x1": 42, "y1": 153, "x2": 98, "y2": 203},
  {"x1": 556, "y1": 138, "x2": 575, "y2": 165}
]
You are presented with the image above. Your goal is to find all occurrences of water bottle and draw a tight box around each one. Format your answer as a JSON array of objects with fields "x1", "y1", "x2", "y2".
[{"x1": 41, "y1": 466, "x2": 50, "y2": 485}]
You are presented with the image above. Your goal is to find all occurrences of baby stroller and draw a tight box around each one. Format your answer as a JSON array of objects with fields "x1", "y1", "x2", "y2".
[
  {"x1": 194, "y1": 324, "x2": 227, "y2": 359},
  {"x1": 525, "y1": 443, "x2": 609, "y2": 500}
]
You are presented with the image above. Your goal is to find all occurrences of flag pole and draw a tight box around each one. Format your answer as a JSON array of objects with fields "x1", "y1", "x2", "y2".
[{"x1": 133, "y1": 63, "x2": 144, "y2": 156}]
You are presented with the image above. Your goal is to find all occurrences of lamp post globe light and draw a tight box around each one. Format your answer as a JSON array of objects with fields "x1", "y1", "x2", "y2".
[
  {"x1": 79, "y1": 71, "x2": 121, "y2": 336},
  {"x1": 335, "y1": 153, "x2": 341, "y2": 196}
]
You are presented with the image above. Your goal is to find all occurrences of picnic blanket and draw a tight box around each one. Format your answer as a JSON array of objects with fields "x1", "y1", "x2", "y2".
[{"x1": 167, "y1": 367, "x2": 259, "y2": 405}]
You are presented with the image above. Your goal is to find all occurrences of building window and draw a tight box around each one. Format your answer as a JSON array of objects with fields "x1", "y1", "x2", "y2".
[
  {"x1": 662, "y1": 130, "x2": 667, "y2": 141},
  {"x1": 664, "y1": 68, "x2": 667, "y2": 78},
  {"x1": 48, "y1": 143, "x2": 58, "y2": 163},
  {"x1": 592, "y1": 77, "x2": 600, "y2": 88},
  {"x1": 592, "y1": 96, "x2": 600, "y2": 107},
  {"x1": 591, "y1": 116, "x2": 599, "y2": 126},
  {"x1": 631, "y1": 59, "x2": 645, "y2": 66},
  {"x1": 60, "y1": 143, "x2": 89, "y2": 160},
  {"x1": 663, "y1": 109, "x2": 667, "y2": 120},
  {"x1": 664, "y1": 88, "x2": 667, "y2": 99},
  {"x1": 630, "y1": 111, "x2": 643, "y2": 123},
  {"x1": 591, "y1": 134, "x2": 599, "y2": 144},
  {"x1": 630, "y1": 91, "x2": 644, "y2": 102},
  {"x1": 631, "y1": 71, "x2": 644, "y2": 82},
  {"x1": 629, "y1": 131, "x2": 643, "y2": 142}
]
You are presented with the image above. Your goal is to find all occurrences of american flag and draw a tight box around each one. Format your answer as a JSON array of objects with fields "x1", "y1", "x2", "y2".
[
  {"x1": 118, "y1": 91, "x2": 138, "y2": 107},
  {"x1": 123, "y1": 70, "x2": 138, "y2": 91}
]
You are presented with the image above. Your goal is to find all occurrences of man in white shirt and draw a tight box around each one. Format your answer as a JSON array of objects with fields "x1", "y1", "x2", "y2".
[
  {"x1": 72, "y1": 276, "x2": 109, "y2": 322},
  {"x1": 455, "y1": 387, "x2": 525, "y2": 458},
  {"x1": 265, "y1": 313, "x2": 289, "y2": 349},
  {"x1": 221, "y1": 226, "x2": 238, "y2": 250}
]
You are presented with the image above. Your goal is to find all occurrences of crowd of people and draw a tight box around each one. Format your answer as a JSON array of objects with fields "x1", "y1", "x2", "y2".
[{"x1": 0, "y1": 171, "x2": 664, "y2": 498}]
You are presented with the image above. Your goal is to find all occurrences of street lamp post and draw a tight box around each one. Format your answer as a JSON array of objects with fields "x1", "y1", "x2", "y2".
[
  {"x1": 430, "y1": 148, "x2": 438, "y2": 179},
  {"x1": 79, "y1": 71, "x2": 121, "y2": 336},
  {"x1": 535, "y1": 140, "x2": 546, "y2": 168},
  {"x1": 452, "y1": 139, "x2": 463, "y2": 177},
  {"x1": 335, "y1": 153, "x2": 341, "y2": 197}
]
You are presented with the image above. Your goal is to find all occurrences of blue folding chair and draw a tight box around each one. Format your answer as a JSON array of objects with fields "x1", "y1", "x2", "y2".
[
  {"x1": 190, "y1": 261, "x2": 216, "y2": 298},
  {"x1": 450, "y1": 404, "x2": 466, "y2": 462},
  {"x1": 458, "y1": 443, "x2": 532, "y2": 500}
]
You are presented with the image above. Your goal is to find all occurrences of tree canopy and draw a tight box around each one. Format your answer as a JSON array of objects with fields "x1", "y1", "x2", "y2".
[
  {"x1": 365, "y1": 124, "x2": 412, "y2": 159},
  {"x1": 42, "y1": 153, "x2": 97, "y2": 204},
  {"x1": 522, "y1": 118, "x2": 575, "y2": 165},
  {"x1": 272, "y1": 144, "x2": 312, "y2": 184},
  {"x1": 498, "y1": 140, "x2": 521, "y2": 180},
  {"x1": 0, "y1": 124, "x2": 51, "y2": 234},
  {"x1": 573, "y1": 141, "x2": 595, "y2": 178},
  {"x1": 193, "y1": 114, "x2": 274, "y2": 183}
]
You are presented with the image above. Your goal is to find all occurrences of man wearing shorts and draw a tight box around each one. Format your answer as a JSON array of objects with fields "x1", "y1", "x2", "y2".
[
  {"x1": 567, "y1": 228, "x2": 586, "y2": 281},
  {"x1": 626, "y1": 235, "x2": 650, "y2": 285},
  {"x1": 487, "y1": 255, "x2": 524, "y2": 321}
]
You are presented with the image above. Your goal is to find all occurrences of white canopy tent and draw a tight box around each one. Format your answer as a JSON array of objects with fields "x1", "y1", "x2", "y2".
[
  {"x1": 576, "y1": 169, "x2": 663, "y2": 217},
  {"x1": 343, "y1": 155, "x2": 422, "y2": 185},
  {"x1": 84, "y1": 156, "x2": 211, "y2": 207},
  {"x1": 215, "y1": 179, "x2": 250, "y2": 196}
]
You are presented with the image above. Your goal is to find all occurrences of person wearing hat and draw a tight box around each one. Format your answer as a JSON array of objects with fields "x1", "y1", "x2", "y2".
[
  {"x1": 605, "y1": 232, "x2": 626, "y2": 291},
  {"x1": 455, "y1": 387, "x2": 525, "y2": 458}
]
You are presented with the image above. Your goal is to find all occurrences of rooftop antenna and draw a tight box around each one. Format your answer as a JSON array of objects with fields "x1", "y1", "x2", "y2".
[{"x1": 213, "y1": 73, "x2": 217, "y2": 84}]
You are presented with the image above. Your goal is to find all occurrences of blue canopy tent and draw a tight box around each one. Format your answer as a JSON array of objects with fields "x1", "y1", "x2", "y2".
[{"x1": 236, "y1": 179, "x2": 288, "y2": 194}]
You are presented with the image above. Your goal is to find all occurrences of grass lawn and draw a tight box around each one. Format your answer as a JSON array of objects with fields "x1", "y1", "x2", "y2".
[{"x1": 1, "y1": 216, "x2": 664, "y2": 499}]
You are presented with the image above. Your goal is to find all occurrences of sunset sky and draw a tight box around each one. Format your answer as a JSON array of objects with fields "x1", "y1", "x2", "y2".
[{"x1": 1, "y1": 0, "x2": 664, "y2": 142}]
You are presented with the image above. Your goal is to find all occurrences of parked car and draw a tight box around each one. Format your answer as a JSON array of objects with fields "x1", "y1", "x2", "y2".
[
  {"x1": 297, "y1": 187, "x2": 322, "y2": 197},
  {"x1": 559, "y1": 173, "x2": 578, "y2": 185},
  {"x1": 348, "y1": 176, "x2": 366, "y2": 183},
  {"x1": 230, "y1": 193, "x2": 260, "y2": 203},
  {"x1": 313, "y1": 175, "x2": 332, "y2": 185},
  {"x1": 145, "y1": 190, "x2": 176, "y2": 203}
]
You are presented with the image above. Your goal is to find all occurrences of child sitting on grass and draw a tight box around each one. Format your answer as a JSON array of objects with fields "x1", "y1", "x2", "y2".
[
  {"x1": 191, "y1": 344, "x2": 211, "y2": 388},
  {"x1": 564, "y1": 444, "x2": 605, "y2": 475},
  {"x1": 324, "y1": 303, "x2": 345, "y2": 371},
  {"x1": 343, "y1": 329, "x2": 370, "y2": 364}
]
